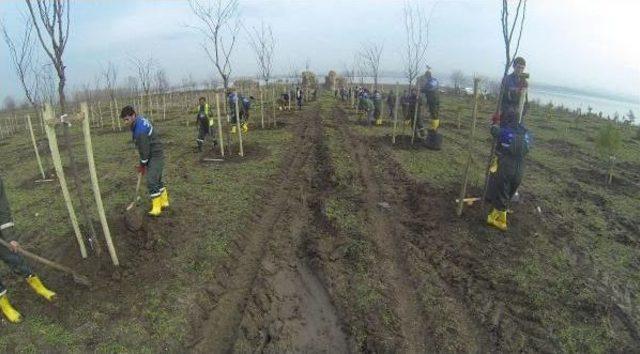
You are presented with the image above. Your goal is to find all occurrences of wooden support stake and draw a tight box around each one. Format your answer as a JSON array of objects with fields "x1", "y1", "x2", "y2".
[
  {"x1": 81, "y1": 103, "x2": 119, "y2": 266},
  {"x1": 98, "y1": 101, "x2": 104, "y2": 128},
  {"x1": 272, "y1": 85, "x2": 276, "y2": 127},
  {"x1": 110, "y1": 100, "x2": 116, "y2": 131},
  {"x1": 162, "y1": 94, "x2": 166, "y2": 121},
  {"x1": 235, "y1": 96, "x2": 244, "y2": 157},
  {"x1": 39, "y1": 111, "x2": 45, "y2": 135},
  {"x1": 411, "y1": 87, "x2": 422, "y2": 145},
  {"x1": 115, "y1": 97, "x2": 122, "y2": 131},
  {"x1": 355, "y1": 93, "x2": 359, "y2": 117},
  {"x1": 43, "y1": 104, "x2": 87, "y2": 259},
  {"x1": 222, "y1": 93, "x2": 227, "y2": 122},
  {"x1": 26, "y1": 115, "x2": 47, "y2": 181},
  {"x1": 215, "y1": 93, "x2": 225, "y2": 157},
  {"x1": 392, "y1": 82, "x2": 400, "y2": 144},
  {"x1": 260, "y1": 88, "x2": 265, "y2": 129},
  {"x1": 350, "y1": 86, "x2": 355, "y2": 108},
  {"x1": 457, "y1": 78, "x2": 481, "y2": 217},
  {"x1": 186, "y1": 97, "x2": 190, "y2": 127}
]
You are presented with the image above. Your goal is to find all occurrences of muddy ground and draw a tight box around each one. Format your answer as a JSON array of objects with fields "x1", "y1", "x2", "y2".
[
  {"x1": 187, "y1": 98, "x2": 639, "y2": 352},
  {"x1": 1, "y1": 92, "x2": 638, "y2": 352}
]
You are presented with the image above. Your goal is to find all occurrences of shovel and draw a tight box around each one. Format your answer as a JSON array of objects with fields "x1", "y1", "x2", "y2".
[
  {"x1": 126, "y1": 172, "x2": 142, "y2": 211},
  {"x1": 455, "y1": 197, "x2": 481, "y2": 206},
  {"x1": 0, "y1": 239, "x2": 91, "y2": 286},
  {"x1": 124, "y1": 173, "x2": 144, "y2": 232}
]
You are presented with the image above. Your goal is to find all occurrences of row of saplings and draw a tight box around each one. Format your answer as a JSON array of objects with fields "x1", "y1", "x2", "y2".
[
  {"x1": 0, "y1": 86, "x2": 315, "y2": 324},
  {"x1": 338, "y1": 58, "x2": 531, "y2": 233}
]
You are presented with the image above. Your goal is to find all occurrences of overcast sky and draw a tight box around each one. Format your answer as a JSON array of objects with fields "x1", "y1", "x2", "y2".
[{"x1": 1, "y1": 0, "x2": 639, "y2": 102}]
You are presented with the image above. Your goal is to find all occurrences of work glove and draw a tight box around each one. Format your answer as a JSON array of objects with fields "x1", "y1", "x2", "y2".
[
  {"x1": 136, "y1": 164, "x2": 147, "y2": 175},
  {"x1": 7, "y1": 240, "x2": 20, "y2": 253}
]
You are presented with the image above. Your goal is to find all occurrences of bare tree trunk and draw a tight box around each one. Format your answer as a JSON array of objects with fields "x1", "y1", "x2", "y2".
[
  {"x1": 271, "y1": 85, "x2": 276, "y2": 128},
  {"x1": 392, "y1": 82, "x2": 400, "y2": 144},
  {"x1": 457, "y1": 78, "x2": 481, "y2": 216},
  {"x1": 411, "y1": 87, "x2": 421, "y2": 145},
  {"x1": 81, "y1": 103, "x2": 118, "y2": 265},
  {"x1": 43, "y1": 104, "x2": 87, "y2": 258},
  {"x1": 215, "y1": 93, "x2": 225, "y2": 157},
  {"x1": 260, "y1": 88, "x2": 265, "y2": 129},
  {"x1": 607, "y1": 156, "x2": 615, "y2": 185},
  {"x1": 235, "y1": 97, "x2": 244, "y2": 157},
  {"x1": 57, "y1": 82, "x2": 100, "y2": 255}
]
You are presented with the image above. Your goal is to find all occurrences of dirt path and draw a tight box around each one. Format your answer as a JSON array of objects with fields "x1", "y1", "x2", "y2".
[
  {"x1": 329, "y1": 108, "x2": 433, "y2": 352},
  {"x1": 332, "y1": 106, "x2": 501, "y2": 352},
  {"x1": 190, "y1": 104, "x2": 349, "y2": 353}
]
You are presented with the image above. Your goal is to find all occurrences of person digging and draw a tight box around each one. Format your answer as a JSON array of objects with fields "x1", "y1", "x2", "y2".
[
  {"x1": 0, "y1": 175, "x2": 56, "y2": 323},
  {"x1": 194, "y1": 97, "x2": 217, "y2": 152},
  {"x1": 121, "y1": 105, "x2": 168, "y2": 217}
]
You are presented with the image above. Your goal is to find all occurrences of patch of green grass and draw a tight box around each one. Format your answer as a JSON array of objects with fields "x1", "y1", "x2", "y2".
[
  {"x1": 333, "y1": 91, "x2": 640, "y2": 351},
  {"x1": 0, "y1": 94, "x2": 294, "y2": 351}
]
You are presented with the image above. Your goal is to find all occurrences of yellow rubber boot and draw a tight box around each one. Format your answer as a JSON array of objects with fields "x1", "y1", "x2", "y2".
[
  {"x1": 498, "y1": 210, "x2": 508, "y2": 230},
  {"x1": 231, "y1": 125, "x2": 237, "y2": 134},
  {"x1": 486, "y1": 208, "x2": 507, "y2": 231},
  {"x1": 148, "y1": 197, "x2": 163, "y2": 217},
  {"x1": 242, "y1": 122, "x2": 249, "y2": 133},
  {"x1": 26, "y1": 275, "x2": 56, "y2": 301},
  {"x1": 375, "y1": 118, "x2": 383, "y2": 126},
  {"x1": 430, "y1": 118, "x2": 440, "y2": 131},
  {"x1": 489, "y1": 156, "x2": 498, "y2": 174},
  {"x1": 160, "y1": 188, "x2": 170, "y2": 209},
  {"x1": 0, "y1": 293, "x2": 23, "y2": 323}
]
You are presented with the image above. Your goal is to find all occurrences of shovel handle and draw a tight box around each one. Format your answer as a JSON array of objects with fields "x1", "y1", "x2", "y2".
[
  {"x1": 0, "y1": 238, "x2": 77, "y2": 276},
  {"x1": 134, "y1": 172, "x2": 142, "y2": 196},
  {"x1": 126, "y1": 173, "x2": 143, "y2": 211}
]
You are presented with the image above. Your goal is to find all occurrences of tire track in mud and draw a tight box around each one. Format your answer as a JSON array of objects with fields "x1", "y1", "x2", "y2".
[
  {"x1": 332, "y1": 104, "x2": 596, "y2": 352},
  {"x1": 189, "y1": 104, "x2": 349, "y2": 353},
  {"x1": 330, "y1": 107, "x2": 434, "y2": 353},
  {"x1": 332, "y1": 105, "x2": 495, "y2": 352}
]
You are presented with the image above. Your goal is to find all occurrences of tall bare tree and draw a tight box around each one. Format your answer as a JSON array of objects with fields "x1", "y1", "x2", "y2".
[
  {"x1": 246, "y1": 20, "x2": 275, "y2": 86},
  {"x1": 25, "y1": 0, "x2": 70, "y2": 112},
  {"x1": 481, "y1": 0, "x2": 528, "y2": 206},
  {"x1": 188, "y1": 0, "x2": 240, "y2": 89},
  {"x1": 1, "y1": 18, "x2": 40, "y2": 109},
  {"x1": 102, "y1": 61, "x2": 118, "y2": 102},
  {"x1": 37, "y1": 63, "x2": 57, "y2": 106},
  {"x1": 101, "y1": 61, "x2": 121, "y2": 129},
  {"x1": 131, "y1": 56, "x2": 155, "y2": 98},
  {"x1": 450, "y1": 70, "x2": 465, "y2": 94},
  {"x1": 154, "y1": 68, "x2": 170, "y2": 94},
  {"x1": 495, "y1": 0, "x2": 527, "y2": 111},
  {"x1": 130, "y1": 56, "x2": 155, "y2": 114},
  {"x1": 26, "y1": 0, "x2": 101, "y2": 253},
  {"x1": 359, "y1": 41, "x2": 384, "y2": 90},
  {"x1": 403, "y1": 1, "x2": 434, "y2": 88},
  {"x1": 124, "y1": 75, "x2": 139, "y2": 98}
]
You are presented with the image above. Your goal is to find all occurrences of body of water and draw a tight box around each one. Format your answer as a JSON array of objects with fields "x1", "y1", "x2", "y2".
[
  {"x1": 528, "y1": 86, "x2": 639, "y2": 119},
  {"x1": 346, "y1": 76, "x2": 639, "y2": 120}
]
